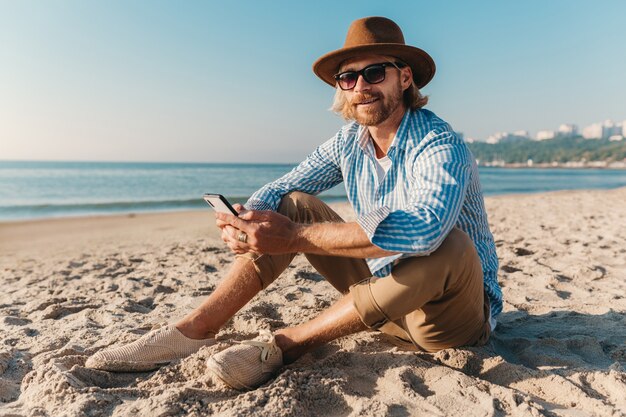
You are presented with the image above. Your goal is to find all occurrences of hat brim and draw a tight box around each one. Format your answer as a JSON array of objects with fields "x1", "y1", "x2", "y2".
[{"x1": 312, "y1": 44, "x2": 436, "y2": 89}]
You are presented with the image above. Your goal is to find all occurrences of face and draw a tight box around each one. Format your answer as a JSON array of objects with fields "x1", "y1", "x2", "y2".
[{"x1": 337, "y1": 55, "x2": 411, "y2": 126}]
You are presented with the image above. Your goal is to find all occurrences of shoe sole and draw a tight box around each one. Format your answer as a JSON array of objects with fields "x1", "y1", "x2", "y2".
[
  {"x1": 207, "y1": 357, "x2": 251, "y2": 390},
  {"x1": 86, "y1": 357, "x2": 170, "y2": 373}
]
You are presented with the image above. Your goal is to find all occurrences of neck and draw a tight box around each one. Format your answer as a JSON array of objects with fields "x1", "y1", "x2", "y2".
[{"x1": 368, "y1": 105, "x2": 407, "y2": 158}]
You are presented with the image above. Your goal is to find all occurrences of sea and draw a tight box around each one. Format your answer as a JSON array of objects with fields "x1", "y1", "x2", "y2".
[{"x1": 1, "y1": 160, "x2": 626, "y2": 221}]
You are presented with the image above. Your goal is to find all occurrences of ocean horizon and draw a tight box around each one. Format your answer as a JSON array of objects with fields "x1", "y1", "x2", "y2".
[{"x1": 1, "y1": 160, "x2": 626, "y2": 221}]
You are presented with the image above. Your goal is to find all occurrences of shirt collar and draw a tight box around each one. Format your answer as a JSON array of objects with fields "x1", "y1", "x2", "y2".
[{"x1": 356, "y1": 109, "x2": 412, "y2": 159}]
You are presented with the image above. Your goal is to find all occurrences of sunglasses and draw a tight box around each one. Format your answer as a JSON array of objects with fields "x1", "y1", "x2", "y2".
[{"x1": 334, "y1": 62, "x2": 405, "y2": 91}]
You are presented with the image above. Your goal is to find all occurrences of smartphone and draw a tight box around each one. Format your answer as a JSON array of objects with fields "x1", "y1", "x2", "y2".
[{"x1": 203, "y1": 193, "x2": 239, "y2": 216}]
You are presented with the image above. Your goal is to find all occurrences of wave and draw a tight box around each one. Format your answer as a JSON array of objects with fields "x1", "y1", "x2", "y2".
[{"x1": 0, "y1": 194, "x2": 349, "y2": 220}]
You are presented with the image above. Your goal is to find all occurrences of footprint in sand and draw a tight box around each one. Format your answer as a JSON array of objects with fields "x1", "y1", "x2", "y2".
[
  {"x1": 501, "y1": 265, "x2": 523, "y2": 273},
  {"x1": 514, "y1": 247, "x2": 534, "y2": 256},
  {"x1": 555, "y1": 290, "x2": 572, "y2": 299},
  {"x1": 36, "y1": 301, "x2": 102, "y2": 320},
  {"x1": 2, "y1": 316, "x2": 32, "y2": 326},
  {"x1": 555, "y1": 274, "x2": 573, "y2": 282}
]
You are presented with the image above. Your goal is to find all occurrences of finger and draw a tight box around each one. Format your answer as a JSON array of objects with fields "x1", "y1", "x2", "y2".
[
  {"x1": 221, "y1": 228, "x2": 231, "y2": 243},
  {"x1": 215, "y1": 212, "x2": 238, "y2": 224},
  {"x1": 226, "y1": 226, "x2": 240, "y2": 241},
  {"x1": 224, "y1": 226, "x2": 247, "y2": 247},
  {"x1": 232, "y1": 203, "x2": 245, "y2": 213},
  {"x1": 221, "y1": 226, "x2": 235, "y2": 243},
  {"x1": 226, "y1": 215, "x2": 253, "y2": 232},
  {"x1": 238, "y1": 210, "x2": 271, "y2": 222},
  {"x1": 227, "y1": 240, "x2": 247, "y2": 254}
]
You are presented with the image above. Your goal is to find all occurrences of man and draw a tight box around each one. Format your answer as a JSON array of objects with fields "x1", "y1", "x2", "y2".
[{"x1": 86, "y1": 16, "x2": 502, "y2": 391}]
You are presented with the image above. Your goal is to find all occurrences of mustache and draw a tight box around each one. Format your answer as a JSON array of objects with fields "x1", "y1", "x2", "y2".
[{"x1": 350, "y1": 93, "x2": 382, "y2": 105}]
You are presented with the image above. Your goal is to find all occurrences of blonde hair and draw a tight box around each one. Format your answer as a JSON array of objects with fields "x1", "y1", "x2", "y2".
[{"x1": 330, "y1": 59, "x2": 429, "y2": 120}]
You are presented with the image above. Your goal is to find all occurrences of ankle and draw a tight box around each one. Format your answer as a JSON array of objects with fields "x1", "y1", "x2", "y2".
[
  {"x1": 176, "y1": 315, "x2": 218, "y2": 340},
  {"x1": 274, "y1": 330, "x2": 302, "y2": 364}
]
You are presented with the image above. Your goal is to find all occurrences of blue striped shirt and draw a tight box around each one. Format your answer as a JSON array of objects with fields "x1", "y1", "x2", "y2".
[{"x1": 246, "y1": 108, "x2": 503, "y2": 318}]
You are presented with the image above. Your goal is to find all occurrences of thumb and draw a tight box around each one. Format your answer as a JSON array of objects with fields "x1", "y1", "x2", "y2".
[{"x1": 239, "y1": 210, "x2": 271, "y2": 221}]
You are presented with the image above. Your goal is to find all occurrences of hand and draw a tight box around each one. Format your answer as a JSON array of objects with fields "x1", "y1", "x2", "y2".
[
  {"x1": 215, "y1": 203, "x2": 246, "y2": 230},
  {"x1": 215, "y1": 209, "x2": 301, "y2": 255},
  {"x1": 214, "y1": 204, "x2": 247, "y2": 250},
  {"x1": 219, "y1": 224, "x2": 249, "y2": 254}
]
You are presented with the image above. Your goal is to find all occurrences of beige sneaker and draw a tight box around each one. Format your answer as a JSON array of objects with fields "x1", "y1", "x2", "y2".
[
  {"x1": 85, "y1": 324, "x2": 216, "y2": 372},
  {"x1": 207, "y1": 330, "x2": 283, "y2": 390}
]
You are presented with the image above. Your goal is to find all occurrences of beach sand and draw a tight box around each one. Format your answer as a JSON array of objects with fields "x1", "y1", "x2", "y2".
[{"x1": 1, "y1": 188, "x2": 625, "y2": 417}]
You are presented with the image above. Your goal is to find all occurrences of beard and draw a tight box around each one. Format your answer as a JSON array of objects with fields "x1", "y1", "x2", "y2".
[{"x1": 347, "y1": 80, "x2": 404, "y2": 126}]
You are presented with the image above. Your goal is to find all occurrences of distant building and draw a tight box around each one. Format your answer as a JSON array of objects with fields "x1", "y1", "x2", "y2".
[
  {"x1": 582, "y1": 122, "x2": 603, "y2": 139},
  {"x1": 557, "y1": 124, "x2": 578, "y2": 137},
  {"x1": 536, "y1": 130, "x2": 556, "y2": 141},
  {"x1": 486, "y1": 132, "x2": 506, "y2": 144},
  {"x1": 582, "y1": 120, "x2": 623, "y2": 140},
  {"x1": 486, "y1": 131, "x2": 529, "y2": 144},
  {"x1": 603, "y1": 120, "x2": 622, "y2": 138},
  {"x1": 478, "y1": 118, "x2": 624, "y2": 143}
]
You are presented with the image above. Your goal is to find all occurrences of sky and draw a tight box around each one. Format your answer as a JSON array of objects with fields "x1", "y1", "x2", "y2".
[{"x1": 1, "y1": 0, "x2": 625, "y2": 163}]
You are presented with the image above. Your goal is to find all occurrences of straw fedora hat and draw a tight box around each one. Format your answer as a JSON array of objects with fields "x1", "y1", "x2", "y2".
[{"x1": 313, "y1": 17, "x2": 435, "y2": 89}]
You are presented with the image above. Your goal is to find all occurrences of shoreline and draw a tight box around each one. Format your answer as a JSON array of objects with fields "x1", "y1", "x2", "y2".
[
  {"x1": 2, "y1": 185, "x2": 626, "y2": 225},
  {"x1": 479, "y1": 163, "x2": 626, "y2": 169}
]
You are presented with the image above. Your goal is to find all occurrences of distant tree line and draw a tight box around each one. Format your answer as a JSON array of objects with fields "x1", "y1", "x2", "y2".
[{"x1": 467, "y1": 136, "x2": 626, "y2": 164}]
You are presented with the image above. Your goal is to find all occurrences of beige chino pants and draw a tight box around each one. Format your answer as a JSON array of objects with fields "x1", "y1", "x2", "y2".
[{"x1": 239, "y1": 192, "x2": 491, "y2": 352}]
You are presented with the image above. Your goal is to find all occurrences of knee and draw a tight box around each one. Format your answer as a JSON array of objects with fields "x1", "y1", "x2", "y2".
[
  {"x1": 436, "y1": 228, "x2": 477, "y2": 261},
  {"x1": 277, "y1": 192, "x2": 317, "y2": 216},
  {"x1": 277, "y1": 192, "x2": 343, "y2": 224}
]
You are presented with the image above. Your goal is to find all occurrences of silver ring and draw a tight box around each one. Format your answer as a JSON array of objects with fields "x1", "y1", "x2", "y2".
[{"x1": 237, "y1": 232, "x2": 248, "y2": 243}]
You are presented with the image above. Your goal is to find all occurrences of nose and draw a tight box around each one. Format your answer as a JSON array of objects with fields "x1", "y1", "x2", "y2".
[{"x1": 353, "y1": 73, "x2": 372, "y2": 93}]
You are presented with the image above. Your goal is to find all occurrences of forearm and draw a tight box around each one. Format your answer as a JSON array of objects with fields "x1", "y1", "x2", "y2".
[{"x1": 293, "y1": 222, "x2": 398, "y2": 259}]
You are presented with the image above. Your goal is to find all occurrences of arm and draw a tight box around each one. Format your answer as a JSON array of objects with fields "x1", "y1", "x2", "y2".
[
  {"x1": 216, "y1": 210, "x2": 398, "y2": 258},
  {"x1": 245, "y1": 133, "x2": 345, "y2": 211},
  {"x1": 217, "y1": 129, "x2": 469, "y2": 260},
  {"x1": 357, "y1": 130, "x2": 471, "y2": 255},
  {"x1": 219, "y1": 133, "x2": 346, "y2": 246}
]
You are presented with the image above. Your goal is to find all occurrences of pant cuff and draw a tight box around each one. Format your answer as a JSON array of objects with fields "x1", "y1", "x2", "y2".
[
  {"x1": 349, "y1": 277, "x2": 390, "y2": 330},
  {"x1": 235, "y1": 253, "x2": 271, "y2": 289}
]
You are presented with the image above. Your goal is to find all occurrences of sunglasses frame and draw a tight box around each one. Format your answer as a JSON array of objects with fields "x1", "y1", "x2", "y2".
[{"x1": 334, "y1": 61, "x2": 406, "y2": 91}]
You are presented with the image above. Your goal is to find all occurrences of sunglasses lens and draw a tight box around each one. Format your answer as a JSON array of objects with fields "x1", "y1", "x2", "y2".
[
  {"x1": 335, "y1": 64, "x2": 389, "y2": 90},
  {"x1": 363, "y1": 65, "x2": 386, "y2": 84},
  {"x1": 337, "y1": 72, "x2": 357, "y2": 90}
]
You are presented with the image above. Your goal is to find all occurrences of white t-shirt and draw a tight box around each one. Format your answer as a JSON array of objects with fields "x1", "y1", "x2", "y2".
[{"x1": 374, "y1": 154, "x2": 392, "y2": 185}]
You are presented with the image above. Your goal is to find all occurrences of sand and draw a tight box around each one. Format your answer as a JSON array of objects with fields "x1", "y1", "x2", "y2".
[{"x1": 1, "y1": 188, "x2": 625, "y2": 417}]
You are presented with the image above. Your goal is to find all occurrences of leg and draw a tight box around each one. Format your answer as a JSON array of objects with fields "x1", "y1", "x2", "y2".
[
  {"x1": 177, "y1": 191, "x2": 371, "y2": 338},
  {"x1": 88, "y1": 192, "x2": 370, "y2": 372},
  {"x1": 207, "y1": 292, "x2": 367, "y2": 390},
  {"x1": 176, "y1": 256, "x2": 262, "y2": 339},
  {"x1": 86, "y1": 244, "x2": 270, "y2": 372},
  {"x1": 274, "y1": 293, "x2": 366, "y2": 364},
  {"x1": 349, "y1": 228, "x2": 491, "y2": 352}
]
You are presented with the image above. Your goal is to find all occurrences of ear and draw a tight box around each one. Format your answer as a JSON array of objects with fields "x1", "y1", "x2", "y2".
[{"x1": 401, "y1": 66, "x2": 413, "y2": 90}]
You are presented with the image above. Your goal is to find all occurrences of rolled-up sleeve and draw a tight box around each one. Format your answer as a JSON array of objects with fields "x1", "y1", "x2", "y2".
[
  {"x1": 357, "y1": 131, "x2": 471, "y2": 256},
  {"x1": 245, "y1": 134, "x2": 345, "y2": 211}
]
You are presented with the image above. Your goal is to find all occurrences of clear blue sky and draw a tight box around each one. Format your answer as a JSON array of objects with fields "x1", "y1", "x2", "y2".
[{"x1": 1, "y1": 0, "x2": 625, "y2": 163}]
